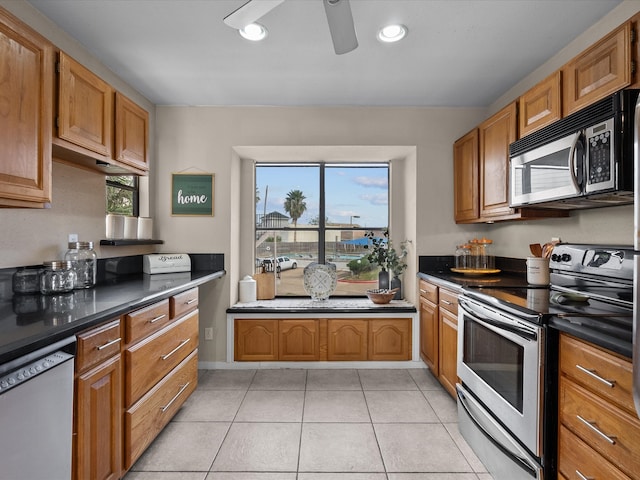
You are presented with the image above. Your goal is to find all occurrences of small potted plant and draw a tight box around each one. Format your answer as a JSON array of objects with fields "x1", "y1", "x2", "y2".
[{"x1": 364, "y1": 230, "x2": 408, "y2": 297}]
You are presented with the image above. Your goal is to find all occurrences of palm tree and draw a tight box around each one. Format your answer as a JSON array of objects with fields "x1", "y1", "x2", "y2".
[{"x1": 284, "y1": 189, "x2": 307, "y2": 242}]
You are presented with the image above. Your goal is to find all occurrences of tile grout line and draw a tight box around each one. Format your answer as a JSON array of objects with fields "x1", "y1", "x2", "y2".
[{"x1": 295, "y1": 369, "x2": 309, "y2": 478}]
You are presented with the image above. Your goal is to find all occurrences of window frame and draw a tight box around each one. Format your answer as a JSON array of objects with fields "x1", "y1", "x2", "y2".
[{"x1": 106, "y1": 175, "x2": 140, "y2": 216}]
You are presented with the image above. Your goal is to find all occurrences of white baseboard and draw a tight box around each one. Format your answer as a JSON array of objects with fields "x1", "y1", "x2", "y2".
[{"x1": 198, "y1": 360, "x2": 427, "y2": 370}]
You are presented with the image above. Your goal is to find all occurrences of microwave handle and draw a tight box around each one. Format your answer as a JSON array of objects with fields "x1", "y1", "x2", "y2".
[{"x1": 569, "y1": 132, "x2": 583, "y2": 193}]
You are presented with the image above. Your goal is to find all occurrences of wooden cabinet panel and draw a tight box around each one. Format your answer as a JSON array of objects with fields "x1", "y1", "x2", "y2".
[
  {"x1": 559, "y1": 334, "x2": 635, "y2": 414},
  {"x1": 419, "y1": 295, "x2": 438, "y2": 374},
  {"x1": 58, "y1": 52, "x2": 113, "y2": 157},
  {"x1": 76, "y1": 319, "x2": 121, "y2": 373},
  {"x1": 563, "y1": 22, "x2": 632, "y2": 116},
  {"x1": 170, "y1": 287, "x2": 198, "y2": 319},
  {"x1": 125, "y1": 310, "x2": 199, "y2": 406},
  {"x1": 75, "y1": 354, "x2": 122, "y2": 480},
  {"x1": 453, "y1": 129, "x2": 479, "y2": 222},
  {"x1": 235, "y1": 319, "x2": 278, "y2": 361},
  {"x1": 368, "y1": 318, "x2": 411, "y2": 361},
  {"x1": 419, "y1": 279, "x2": 438, "y2": 304},
  {"x1": 479, "y1": 102, "x2": 517, "y2": 219},
  {"x1": 125, "y1": 350, "x2": 197, "y2": 470},
  {"x1": 124, "y1": 299, "x2": 171, "y2": 345},
  {"x1": 0, "y1": 8, "x2": 53, "y2": 207},
  {"x1": 439, "y1": 288, "x2": 459, "y2": 316},
  {"x1": 558, "y1": 425, "x2": 631, "y2": 480},
  {"x1": 115, "y1": 91, "x2": 149, "y2": 171},
  {"x1": 327, "y1": 319, "x2": 368, "y2": 361},
  {"x1": 279, "y1": 319, "x2": 320, "y2": 361},
  {"x1": 559, "y1": 377, "x2": 640, "y2": 477},
  {"x1": 519, "y1": 71, "x2": 562, "y2": 137},
  {"x1": 438, "y1": 307, "x2": 458, "y2": 398}
]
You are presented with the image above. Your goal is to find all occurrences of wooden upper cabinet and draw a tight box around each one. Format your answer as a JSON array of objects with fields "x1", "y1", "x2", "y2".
[
  {"x1": 479, "y1": 102, "x2": 517, "y2": 219},
  {"x1": 453, "y1": 129, "x2": 479, "y2": 222},
  {"x1": 0, "y1": 8, "x2": 53, "y2": 207},
  {"x1": 562, "y1": 22, "x2": 633, "y2": 116},
  {"x1": 58, "y1": 51, "x2": 113, "y2": 157},
  {"x1": 519, "y1": 71, "x2": 562, "y2": 137},
  {"x1": 115, "y1": 92, "x2": 149, "y2": 172}
]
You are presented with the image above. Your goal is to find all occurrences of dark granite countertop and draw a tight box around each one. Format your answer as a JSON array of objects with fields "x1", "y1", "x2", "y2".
[{"x1": 0, "y1": 254, "x2": 225, "y2": 365}]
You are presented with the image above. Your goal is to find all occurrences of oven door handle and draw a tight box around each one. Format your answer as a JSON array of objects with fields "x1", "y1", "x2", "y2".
[
  {"x1": 459, "y1": 297, "x2": 538, "y2": 341},
  {"x1": 457, "y1": 386, "x2": 538, "y2": 478}
]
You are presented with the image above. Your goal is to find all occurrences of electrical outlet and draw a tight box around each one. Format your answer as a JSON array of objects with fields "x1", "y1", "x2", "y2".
[
  {"x1": 204, "y1": 328, "x2": 214, "y2": 340},
  {"x1": 68, "y1": 233, "x2": 78, "y2": 243}
]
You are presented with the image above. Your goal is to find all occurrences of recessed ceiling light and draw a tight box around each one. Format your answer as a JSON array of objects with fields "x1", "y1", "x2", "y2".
[
  {"x1": 377, "y1": 24, "x2": 408, "y2": 43},
  {"x1": 239, "y1": 23, "x2": 268, "y2": 41}
]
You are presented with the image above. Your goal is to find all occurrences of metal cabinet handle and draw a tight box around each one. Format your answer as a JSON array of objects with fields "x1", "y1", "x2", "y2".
[
  {"x1": 419, "y1": 289, "x2": 427, "y2": 294},
  {"x1": 96, "y1": 338, "x2": 121, "y2": 350},
  {"x1": 441, "y1": 300, "x2": 453, "y2": 305},
  {"x1": 161, "y1": 339, "x2": 190, "y2": 360},
  {"x1": 149, "y1": 314, "x2": 167, "y2": 324},
  {"x1": 160, "y1": 383, "x2": 190, "y2": 413},
  {"x1": 575, "y1": 364, "x2": 616, "y2": 388},
  {"x1": 576, "y1": 415, "x2": 617, "y2": 444},
  {"x1": 575, "y1": 470, "x2": 594, "y2": 480},
  {"x1": 185, "y1": 298, "x2": 197, "y2": 305}
]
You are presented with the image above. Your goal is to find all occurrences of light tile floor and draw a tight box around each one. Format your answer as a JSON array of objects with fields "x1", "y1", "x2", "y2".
[{"x1": 124, "y1": 368, "x2": 494, "y2": 480}]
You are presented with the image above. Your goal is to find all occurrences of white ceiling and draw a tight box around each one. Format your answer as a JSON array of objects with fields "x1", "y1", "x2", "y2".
[{"x1": 27, "y1": 0, "x2": 622, "y2": 107}]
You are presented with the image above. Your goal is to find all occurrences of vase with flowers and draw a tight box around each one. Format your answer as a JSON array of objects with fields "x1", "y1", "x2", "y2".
[{"x1": 364, "y1": 230, "x2": 409, "y2": 298}]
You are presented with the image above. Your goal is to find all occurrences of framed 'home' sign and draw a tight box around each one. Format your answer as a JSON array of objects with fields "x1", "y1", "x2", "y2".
[{"x1": 171, "y1": 173, "x2": 214, "y2": 216}]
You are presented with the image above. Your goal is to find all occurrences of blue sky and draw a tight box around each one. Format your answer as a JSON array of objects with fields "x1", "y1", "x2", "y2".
[{"x1": 256, "y1": 164, "x2": 388, "y2": 228}]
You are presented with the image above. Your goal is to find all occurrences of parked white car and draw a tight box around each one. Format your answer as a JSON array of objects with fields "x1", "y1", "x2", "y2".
[{"x1": 261, "y1": 256, "x2": 297, "y2": 272}]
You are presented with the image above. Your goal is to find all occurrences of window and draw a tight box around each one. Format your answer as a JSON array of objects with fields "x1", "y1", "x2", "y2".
[
  {"x1": 255, "y1": 163, "x2": 389, "y2": 296},
  {"x1": 106, "y1": 175, "x2": 139, "y2": 215}
]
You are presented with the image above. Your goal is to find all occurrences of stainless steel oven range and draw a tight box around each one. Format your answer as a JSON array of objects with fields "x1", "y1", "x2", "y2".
[{"x1": 456, "y1": 244, "x2": 634, "y2": 480}]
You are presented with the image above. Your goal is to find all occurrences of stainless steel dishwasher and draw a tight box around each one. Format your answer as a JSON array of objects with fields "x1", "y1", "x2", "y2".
[{"x1": 0, "y1": 336, "x2": 75, "y2": 480}]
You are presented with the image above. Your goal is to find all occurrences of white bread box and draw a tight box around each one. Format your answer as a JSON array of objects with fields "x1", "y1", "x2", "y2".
[{"x1": 143, "y1": 254, "x2": 191, "y2": 274}]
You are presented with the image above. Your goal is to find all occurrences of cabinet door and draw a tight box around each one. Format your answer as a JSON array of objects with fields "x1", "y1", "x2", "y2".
[
  {"x1": 438, "y1": 308, "x2": 458, "y2": 398},
  {"x1": 235, "y1": 319, "x2": 278, "y2": 361},
  {"x1": 75, "y1": 355, "x2": 122, "y2": 480},
  {"x1": 519, "y1": 71, "x2": 561, "y2": 137},
  {"x1": 419, "y1": 296, "x2": 439, "y2": 374},
  {"x1": 453, "y1": 129, "x2": 479, "y2": 223},
  {"x1": 327, "y1": 319, "x2": 368, "y2": 361},
  {"x1": 279, "y1": 319, "x2": 320, "y2": 361},
  {"x1": 479, "y1": 102, "x2": 517, "y2": 219},
  {"x1": 368, "y1": 318, "x2": 411, "y2": 361},
  {"x1": 0, "y1": 9, "x2": 53, "y2": 207},
  {"x1": 58, "y1": 52, "x2": 113, "y2": 157},
  {"x1": 563, "y1": 22, "x2": 632, "y2": 116},
  {"x1": 115, "y1": 92, "x2": 149, "y2": 172}
]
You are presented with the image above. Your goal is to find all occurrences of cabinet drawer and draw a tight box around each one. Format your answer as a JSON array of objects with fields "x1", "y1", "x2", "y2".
[
  {"x1": 560, "y1": 334, "x2": 635, "y2": 414},
  {"x1": 76, "y1": 319, "x2": 122, "y2": 373},
  {"x1": 124, "y1": 299, "x2": 171, "y2": 344},
  {"x1": 559, "y1": 377, "x2": 640, "y2": 477},
  {"x1": 419, "y1": 280, "x2": 438, "y2": 304},
  {"x1": 170, "y1": 288, "x2": 198, "y2": 319},
  {"x1": 558, "y1": 425, "x2": 631, "y2": 480},
  {"x1": 124, "y1": 310, "x2": 198, "y2": 406},
  {"x1": 124, "y1": 349, "x2": 197, "y2": 469},
  {"x1": 439, "y1": 288, "x2": 458, "y2": 315}
]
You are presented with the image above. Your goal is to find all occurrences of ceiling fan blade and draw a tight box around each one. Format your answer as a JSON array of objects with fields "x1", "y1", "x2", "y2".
[
  {"x1": 323, "y1": 0, "x2": 358, "y2": 55},
  {"x1": 223, "y1": 0, "x2": 285, "y2": 29}
]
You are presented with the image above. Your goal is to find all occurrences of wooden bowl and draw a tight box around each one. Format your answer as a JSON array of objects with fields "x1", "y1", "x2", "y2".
[{"x1": 366, "y1": 288, "x2": 397, "y2": 304}]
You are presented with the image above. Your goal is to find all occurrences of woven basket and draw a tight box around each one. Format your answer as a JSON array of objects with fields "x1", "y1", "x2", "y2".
[{"x1": 366, "y1": 288, "x2": 398, "y2": 304}]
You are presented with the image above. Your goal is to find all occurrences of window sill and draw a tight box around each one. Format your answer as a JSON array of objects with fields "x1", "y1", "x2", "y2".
[{"x1": 99, "y1": 239, "x2": 164, "y2": 246}]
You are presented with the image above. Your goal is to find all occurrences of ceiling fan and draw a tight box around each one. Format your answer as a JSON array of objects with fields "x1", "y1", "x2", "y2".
[{"x1": 223, "y1": 0, "x2": 358, "y2": 55}]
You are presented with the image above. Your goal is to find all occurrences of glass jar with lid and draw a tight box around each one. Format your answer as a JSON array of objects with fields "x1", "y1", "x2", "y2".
[
  {"x1": 455, "y1": 244, "x2": 471, "y2": 270},
  {"x1": 12, "y1": 266, "x2": 43, "y2": 294},
  {"x1": 64, "y1": 241, "x2": 97, "y2": 289},
  {"x1": 40, "y1": 261, "x2": 76, "y2": 295}
]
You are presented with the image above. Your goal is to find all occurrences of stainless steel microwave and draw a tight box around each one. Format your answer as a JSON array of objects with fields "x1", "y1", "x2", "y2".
[{"x1": 509, "y1": 89, "x2": 638, "y2": 209}]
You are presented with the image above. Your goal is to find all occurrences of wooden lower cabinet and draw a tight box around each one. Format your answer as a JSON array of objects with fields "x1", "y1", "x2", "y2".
[
  {"x1": 438, "y1": 308, "x2": 458, "y2": 398},
  {"x1": 279, "y1": 319, "x2": 320, "y2": 361},
  {"x1": 419, "y1": 294, "x2": 438, "y2": 373},
  {"x1": 558, "y1": 334, "x2": 640, "y2": 480},
  {"x1": 75, "y1": 354, "x2": 122, "y2": 480},
  {"x1": 234, "y1": 317, "x2": 412, "y2": 361},
  {"x1": 327, "y1": 319, "x2": 368, "y2": 361}
]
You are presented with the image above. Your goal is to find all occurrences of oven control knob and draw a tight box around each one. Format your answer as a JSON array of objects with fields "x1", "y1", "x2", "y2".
[
  {"x1": 561, "y1": 253, "x2": 571, "y2": 262},
  {"x1": 551, "y1": 254, "x2": 559, "y2": 262}
]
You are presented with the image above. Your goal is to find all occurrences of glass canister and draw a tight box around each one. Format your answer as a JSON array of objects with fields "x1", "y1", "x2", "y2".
[
  {"x1": 40, "y1": 261, "x2": 76, "y2": 294},
  {"x1": 455, "y1": 244, "x2": 471, "y2": 270},
  {"x1": 12, "y1": 266, "x2": 43, "y2": 294},
  {"x1": 64, "y1": 241, "x2": 97, "y2": 289},
  {"x1": 470, "y1": 237, "x2": 495, "y2": 270}
]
